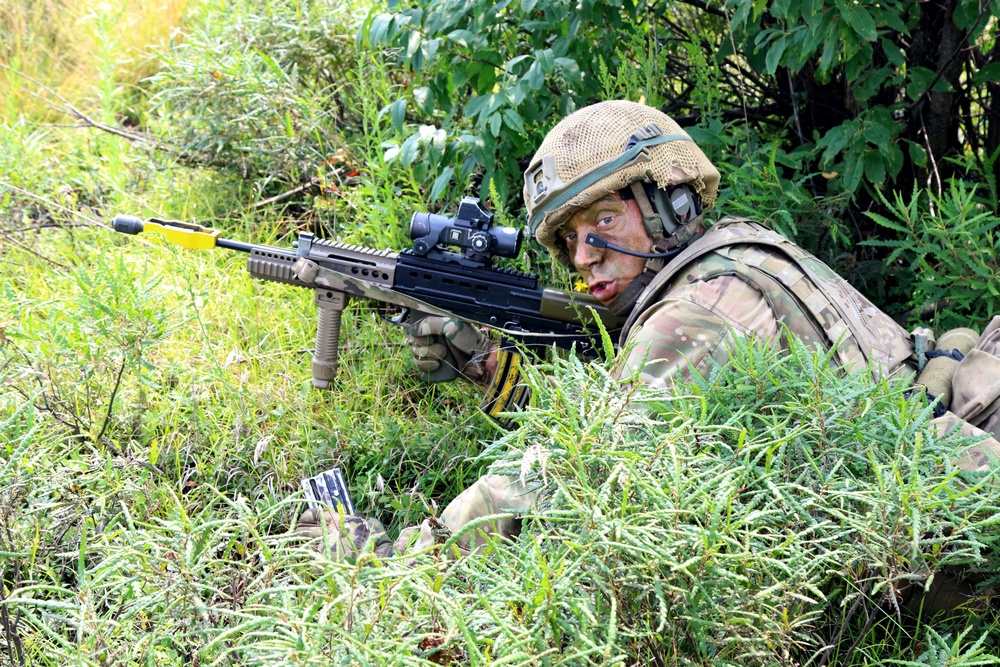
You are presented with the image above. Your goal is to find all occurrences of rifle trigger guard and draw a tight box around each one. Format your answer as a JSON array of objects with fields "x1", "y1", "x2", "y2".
[{"x1": 386, "y1": 306, "x2": 411, "y2": 327}]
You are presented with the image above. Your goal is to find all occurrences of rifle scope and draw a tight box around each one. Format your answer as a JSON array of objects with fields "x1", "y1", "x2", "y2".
[{"x1": 409, "y1": 196, "x2": 522, "y2": 261}]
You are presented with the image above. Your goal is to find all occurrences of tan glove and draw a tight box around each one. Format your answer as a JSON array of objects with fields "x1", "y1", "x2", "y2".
[
  {"x1": 406, "y1": 315, "x2": 495, "y2": 383},
  {"x1": 293, "y1": 508, "x2": 394, "y2": 560}
]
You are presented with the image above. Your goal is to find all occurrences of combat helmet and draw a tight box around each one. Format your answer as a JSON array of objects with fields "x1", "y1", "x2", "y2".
[{"x1": 523, "y1": 100, "x2": 720, "y2": 313}]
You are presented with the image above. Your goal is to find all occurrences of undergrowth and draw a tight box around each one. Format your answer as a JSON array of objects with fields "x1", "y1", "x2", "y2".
[{"x1": 4, "y1": 333, "x2": 999, "y2": 664}]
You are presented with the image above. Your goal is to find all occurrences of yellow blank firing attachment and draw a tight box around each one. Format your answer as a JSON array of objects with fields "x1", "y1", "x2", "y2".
[{"x1": 112, "y1": 215, "x2": 221, "y2": 250}]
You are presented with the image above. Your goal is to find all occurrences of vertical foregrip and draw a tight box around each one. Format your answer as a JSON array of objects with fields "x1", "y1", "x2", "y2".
[{"x1": 312, "y1": 291, "x2": 348, "y2": 389}]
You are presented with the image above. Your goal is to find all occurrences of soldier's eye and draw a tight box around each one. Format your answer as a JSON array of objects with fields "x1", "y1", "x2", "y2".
[{"x1": 596, "y1": 215, "x2": 615, "y2": 227}]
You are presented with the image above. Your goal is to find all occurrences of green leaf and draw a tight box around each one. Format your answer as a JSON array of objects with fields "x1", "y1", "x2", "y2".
[
  {"x1": 818, "y1": 125, "x2": 850, "y2": 164},
  {"x1": 421, "y1": 38, "x2": 440, "y2": 65},
  {"x1": 399, "y1": 133, "x2": 421, "y2": 166},
  {"x1": 769, "y1": 0, "x2": 792, "y2": 21},
  {"x1": 389, "y1": 99, "x2": 407, "y2": 132},
  {"x1": 554, "y1": 57, "x2": 582, "y2": 83},
  {"x1": 906, "y1": 66, "x2": 936, "y2": 100},
  {"x1": 853, "y1": 66, "x2": 892, "y2": 102},
  {"x1": 686, "y1": 126, "x2": 724, "y2": 148},
  {"x1": 844, "y1": 6, "x2": 877, "y2": 41},
  {"x1": 524, "y1": 60, "x2": 545, "y2": 91},
  {"x1": 504, "y1": 54, "x2": 531, "y2": 75},
  {"x1": 973, "y1": 62, "x2": 1000, "y2": 85},
  {"x1": 880, "y1": 37, "x2": 905, "y2": 67},
  {"x1": 506, "y1": 83, "x2": 525, "y2": 107},
  {"x1": 476, "y1": 63, "x2": 495, "y2": 90},
  {"x1": 864, "y1": 211, "x2": 910, "y2": 234},
  {"x1": 482, "y1": 92, "x2": 504, "y2": 117},
  {"x1": 462, "y1": 94, "x2": 487, "y2": 119},
  {"x1": 381, "y1": 141, "x2": 400, "y2": 163},
  {"x1": 884, "y1": 143, "x2": 904, "y2": 178},
  {"x1": 429, "y1": 166, "x2": 455, "y2": 201},
  {"x1": 428, "y1": 126, "x2": 447, "y2": 160},
  {"x1": 537, "y1": 48, "x2": 555, "y2": 74},
  {"x1": 452, "y1": 65, "x2": 472, "y2": 89},
  {"x1": 406, "y1": 30, "x2": 422, "y2": 59},
  {"x1": 818, "y1": 31, "x2": 840, "y2": 75},
  {"x1": 366, "y1": 13, "x2": 395, "y2": 46},
  {"x1": 488, "y1": 112, "x2": 502, "y2": 137},
  {"x1": 255, "y1": 50, "x2": 285, "y2": 81},
  {"x1": 862, "y1": 111, "x2": 893, "y2": 147},
  {"x1": 842, "y1": 154, "x2": 864, "y2": 193},
  {"x1": 803, "y1": 2, "x2": 824, "y2": 31},
  {"x1": 413, "y1": 87, "x2": 433, "y2": 114},
  {"x1": 446, "y1": 29, "x2": 475, "y2": 47},
  {"x1": 953, "y1": 0, "x2": 982, "y2": 29},
  {"x1": 863, "y1": 151, "x2": 886, "y2": 184},
  {"x1": 503, "y1": 108, "x2": 525, "y2": 134},
  {"x1": 765, "y1": 35, "x2": 787, "y2": 75},
  {"x1": 883, "y1": 11, "x2": 907, "y2": 33},
  {"x1": 731, "y1": 0, "x2": 751, "y2": 28}
]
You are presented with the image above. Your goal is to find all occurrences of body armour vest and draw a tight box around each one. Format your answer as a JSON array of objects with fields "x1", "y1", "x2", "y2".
[{"x1": 621, "y1": 218, "x2": 917, "y2": 381}]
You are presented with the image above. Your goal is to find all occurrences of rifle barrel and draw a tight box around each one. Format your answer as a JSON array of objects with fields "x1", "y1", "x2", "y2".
[{"x1": 216, "y1": 238, "x2": 256, "y2": 253}]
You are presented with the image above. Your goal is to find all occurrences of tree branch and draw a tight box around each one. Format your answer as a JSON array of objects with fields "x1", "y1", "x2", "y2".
[
  {"x1": 0, "y1": 63, "x2": 171, "y2": 149},
  {"x1": 672, "y1": 0, "x2": 728, "y2": 19},
  {"x1": 670, "y1": 103, "x2": 785, "y2": 127}
]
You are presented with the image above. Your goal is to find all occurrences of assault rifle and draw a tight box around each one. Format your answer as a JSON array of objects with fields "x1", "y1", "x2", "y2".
[{"x1": 112, "y1": 197, "x2": 623, "y2": 387}]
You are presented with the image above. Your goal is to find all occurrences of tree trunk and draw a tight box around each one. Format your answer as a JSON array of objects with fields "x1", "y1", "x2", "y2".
[{"x1": 903, "y1": 0, "x2": 966, "y2": 190}]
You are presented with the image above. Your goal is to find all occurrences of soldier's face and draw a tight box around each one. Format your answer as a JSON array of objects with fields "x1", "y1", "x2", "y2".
[{"x1": 559, "y1": 192, "x2": 652, "y2": 305}]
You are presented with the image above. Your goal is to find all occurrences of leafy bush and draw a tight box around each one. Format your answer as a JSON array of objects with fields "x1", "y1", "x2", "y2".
[
  {"x1": 717, "y1": 0, "x2": 1000, "y2": 205},
  {"x1": 864, "y1": 180, "x2": 1000, "y2": 329},
  {"x1": 358, "y1": 0, "x2": 662, "y2": 204},
  {"x1": 145, "y1": 0, "x2": 364, "y2": 187},
  {"x1": 478, "y1": 336, "x2": 1000, "y2": 663},
  {"x1": 6, "y1": 1, "x2": 1000, "y2": 664},
  {"x1": 2, "y1": 254, "x2": 174, "y2": 445}
]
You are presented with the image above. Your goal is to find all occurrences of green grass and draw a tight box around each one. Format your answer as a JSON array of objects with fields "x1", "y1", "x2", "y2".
[{"x1": 3, "y1": 0, "x2": 1000, "y2": 664}]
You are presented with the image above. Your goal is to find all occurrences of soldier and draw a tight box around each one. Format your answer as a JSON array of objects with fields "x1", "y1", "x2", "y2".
[{"x1": 297, "y1": 100, "x2": 1000, "y2": 576}]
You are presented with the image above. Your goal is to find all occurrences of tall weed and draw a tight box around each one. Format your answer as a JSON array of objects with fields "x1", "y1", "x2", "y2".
[{"x1": 864, "y1": 180, "x2": 1000, "y2": 329}]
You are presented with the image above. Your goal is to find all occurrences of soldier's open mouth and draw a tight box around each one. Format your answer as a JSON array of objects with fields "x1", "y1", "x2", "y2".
[{"x1": 588, "y1": 280, "x2": 615, "y2": 302}]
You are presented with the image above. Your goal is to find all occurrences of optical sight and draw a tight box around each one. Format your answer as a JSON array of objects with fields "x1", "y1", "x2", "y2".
[{"x1": 409, "y1": 197, "x2": 522, "y2": 265}]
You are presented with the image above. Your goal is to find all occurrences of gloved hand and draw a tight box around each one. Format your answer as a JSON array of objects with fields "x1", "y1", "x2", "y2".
[
  {"x1": 406, "y1": 316, "x2": 495, "y2": 383},
  {"x1": 294, "y1": 508, "x2": 394, "y2": 560}
]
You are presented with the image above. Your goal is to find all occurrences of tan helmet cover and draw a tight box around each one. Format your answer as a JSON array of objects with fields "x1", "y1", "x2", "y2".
[{"x1": 524, "y1": 100, "x2": 720, "y2": 265}]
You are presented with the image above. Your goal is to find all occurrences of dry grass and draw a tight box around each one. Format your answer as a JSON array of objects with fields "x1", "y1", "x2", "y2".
[{"x1": 0, "y1": 0, "x2": 192, "y2": 120}]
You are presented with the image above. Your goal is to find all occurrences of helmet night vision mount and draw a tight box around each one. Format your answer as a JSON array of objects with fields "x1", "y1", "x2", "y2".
[{"x1": 409, "y1": 196, "x2": 522, "y2": 268}]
